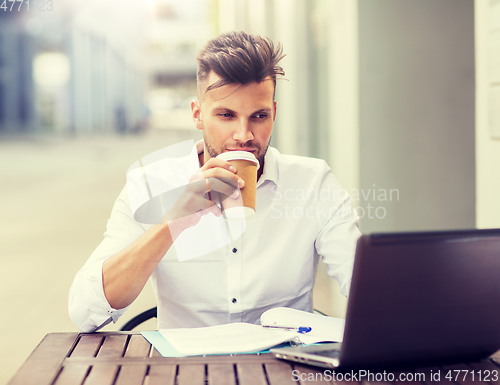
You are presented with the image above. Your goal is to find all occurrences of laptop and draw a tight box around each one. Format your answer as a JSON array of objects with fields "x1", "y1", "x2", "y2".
[{"x1": 271, "y1": 229, "x2": 500, "y2": 369}]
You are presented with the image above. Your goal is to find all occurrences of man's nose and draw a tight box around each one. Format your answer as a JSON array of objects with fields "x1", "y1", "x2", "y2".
[{"x1": 233, "y1": 119, "x2": 254, "y2": 142}]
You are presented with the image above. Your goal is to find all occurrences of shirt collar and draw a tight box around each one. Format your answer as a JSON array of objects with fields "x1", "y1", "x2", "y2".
[
  {"x1": 258, "y1": 146, "x2": 279, "y2": 187},
  {"x1": 196, "y1": 140, "x2": 204, "y2": 161},
  {"x1": 195, "y1": 139, "x2": 279, "y2": 187}
]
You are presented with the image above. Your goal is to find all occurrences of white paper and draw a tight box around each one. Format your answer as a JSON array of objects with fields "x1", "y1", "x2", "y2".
[
  {"x1": 260, "y1": 307, "x2": 345, "y2": 344},
  {"x1": 159, "y1": 323, "x2": 296, "y2": 356}
]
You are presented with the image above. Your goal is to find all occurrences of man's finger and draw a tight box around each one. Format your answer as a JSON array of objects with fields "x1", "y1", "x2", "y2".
[
  {"x1": 205, "y1": 177, "x2": 239, "y2": 197},
  {"x1": 202, "y1": 168, "x2": 243, "y2": 190}
]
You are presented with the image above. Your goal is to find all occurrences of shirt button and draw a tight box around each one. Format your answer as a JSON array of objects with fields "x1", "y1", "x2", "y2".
[
  {"x1": 232, "y1": 298, "x2": 237, "y2": 303},
  {"x1": 232, "y1": 248, "x2": 237, "y2": 253}
]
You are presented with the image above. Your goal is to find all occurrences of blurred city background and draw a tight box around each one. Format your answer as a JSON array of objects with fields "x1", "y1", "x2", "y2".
[{"x1": 1, "y1": 0, "x2": 499, "y2": 382}]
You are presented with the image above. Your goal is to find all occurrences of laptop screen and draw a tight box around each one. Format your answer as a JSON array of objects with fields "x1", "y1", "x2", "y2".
[{"x1": 340, "y1": 229, "x2": 500, "y2": 369}]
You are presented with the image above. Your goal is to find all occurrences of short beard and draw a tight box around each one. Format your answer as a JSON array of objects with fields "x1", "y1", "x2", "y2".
[
  {"x1": 256, "y1": 139, "x2": 270, "y2": 166},
  {"x1": 203, "y1": 133, "x2": 220, "y2": 159}
]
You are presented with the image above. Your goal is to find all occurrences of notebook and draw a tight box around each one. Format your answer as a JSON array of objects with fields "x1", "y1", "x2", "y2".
[
  {"x1": 143, "y1": 307, "x2": 345, "y2": 357},
  {"x1": 271, "y1": 229, "x2": 500, "y2": 369}
]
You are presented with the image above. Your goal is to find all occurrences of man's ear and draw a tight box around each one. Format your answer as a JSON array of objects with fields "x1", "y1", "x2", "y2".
[
  {"x1": 273, "y1": 100, "x2": 277, "y2": 121},
  {"x1": 191, "y1": 99, "x2": 203, "y2": 130}
]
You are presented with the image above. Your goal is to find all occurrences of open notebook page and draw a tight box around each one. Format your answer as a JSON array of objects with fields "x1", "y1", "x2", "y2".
[
  {"x1": 260, "y1": 307, "x2": 345, "y2": 345},
  {"x1": 159, "y1": 322, "x2": 298, "y2": 356}
]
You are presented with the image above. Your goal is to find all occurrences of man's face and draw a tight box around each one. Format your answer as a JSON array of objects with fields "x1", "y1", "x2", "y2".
[{"x1": 191, "y1": 71, "x2": 277, "y2": 171}]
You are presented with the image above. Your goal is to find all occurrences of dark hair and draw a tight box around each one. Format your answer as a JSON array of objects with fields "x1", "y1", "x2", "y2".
[{"x1": 196, "y1": 31, "x2": 285, "y2": 95}]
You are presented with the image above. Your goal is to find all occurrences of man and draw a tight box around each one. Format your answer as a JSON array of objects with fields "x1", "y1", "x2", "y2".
[{"x1": 69, "y1": 31, "x2": 361, "y2": 332}]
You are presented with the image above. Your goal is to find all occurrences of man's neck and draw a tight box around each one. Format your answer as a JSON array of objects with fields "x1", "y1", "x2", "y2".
[{"x1": 257, "y1": 160, "x2": 264, "y2": 180}]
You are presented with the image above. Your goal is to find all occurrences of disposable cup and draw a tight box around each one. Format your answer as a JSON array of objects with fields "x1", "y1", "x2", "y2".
[{"x1": 216, "y1": 151, "x2": 259, "y2": 220}]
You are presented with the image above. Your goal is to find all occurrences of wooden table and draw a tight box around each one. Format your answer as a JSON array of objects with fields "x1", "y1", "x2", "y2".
[{"x1": 8, "y1": 332, "x2": 500, "y2": 385}]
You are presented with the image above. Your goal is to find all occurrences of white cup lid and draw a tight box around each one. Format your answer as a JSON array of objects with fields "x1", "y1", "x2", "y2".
[{"x1": 216, "y1": 151, "x2": 260, "y2": 170}]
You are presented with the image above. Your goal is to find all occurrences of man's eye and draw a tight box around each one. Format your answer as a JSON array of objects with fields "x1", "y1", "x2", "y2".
[
  {"x1": 253, "y1": 114, "x2": 268, "y2": 120},
  {"x1": 218, "y1": 113, "x2": 234, "y2": 118}
]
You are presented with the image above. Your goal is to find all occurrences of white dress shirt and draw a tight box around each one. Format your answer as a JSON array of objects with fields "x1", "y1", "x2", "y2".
[{"x1": 69, "y1": 141, "x2": 361, "y2": 332}]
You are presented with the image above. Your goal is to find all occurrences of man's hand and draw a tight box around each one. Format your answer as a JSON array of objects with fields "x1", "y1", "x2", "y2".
[
  {"x1": 164, "y1": 158, "x2": 245, "y2": 238},
  {"x1": 103, "y1": 159, "x2": 246, "y2": 310}
]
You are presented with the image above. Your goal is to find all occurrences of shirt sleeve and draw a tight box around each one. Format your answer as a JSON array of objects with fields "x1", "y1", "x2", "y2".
[
  {"x1": 314, "y1": 162, "x2": 361, "y2": 297},
  {"x1": 68, "y1": 186, "x2": 148, "y2": 332}
]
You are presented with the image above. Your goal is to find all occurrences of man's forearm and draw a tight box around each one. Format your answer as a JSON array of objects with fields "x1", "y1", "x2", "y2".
[{"x1": 102, "y1": 223, "x2": 173, "y2": 309}]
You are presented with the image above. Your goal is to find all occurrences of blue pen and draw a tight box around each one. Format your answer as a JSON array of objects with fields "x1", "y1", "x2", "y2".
[{"x1": 263, "y1": 325, "x2": 312, "y2": 334}]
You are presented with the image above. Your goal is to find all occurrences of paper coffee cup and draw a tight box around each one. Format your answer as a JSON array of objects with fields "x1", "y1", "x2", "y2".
[{"x1": 216, "y1": 151, "x2": 260, "y2": 220}]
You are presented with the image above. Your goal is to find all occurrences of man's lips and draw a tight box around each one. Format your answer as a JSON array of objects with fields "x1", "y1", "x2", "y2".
[{"x1": 225, "y1": 148, "x2": 257, "y2": 153}]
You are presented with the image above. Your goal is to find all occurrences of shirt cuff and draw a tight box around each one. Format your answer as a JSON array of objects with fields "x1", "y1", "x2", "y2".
[{"x1": 70, "y1": 260, "x2": 129, "y2": 332}]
